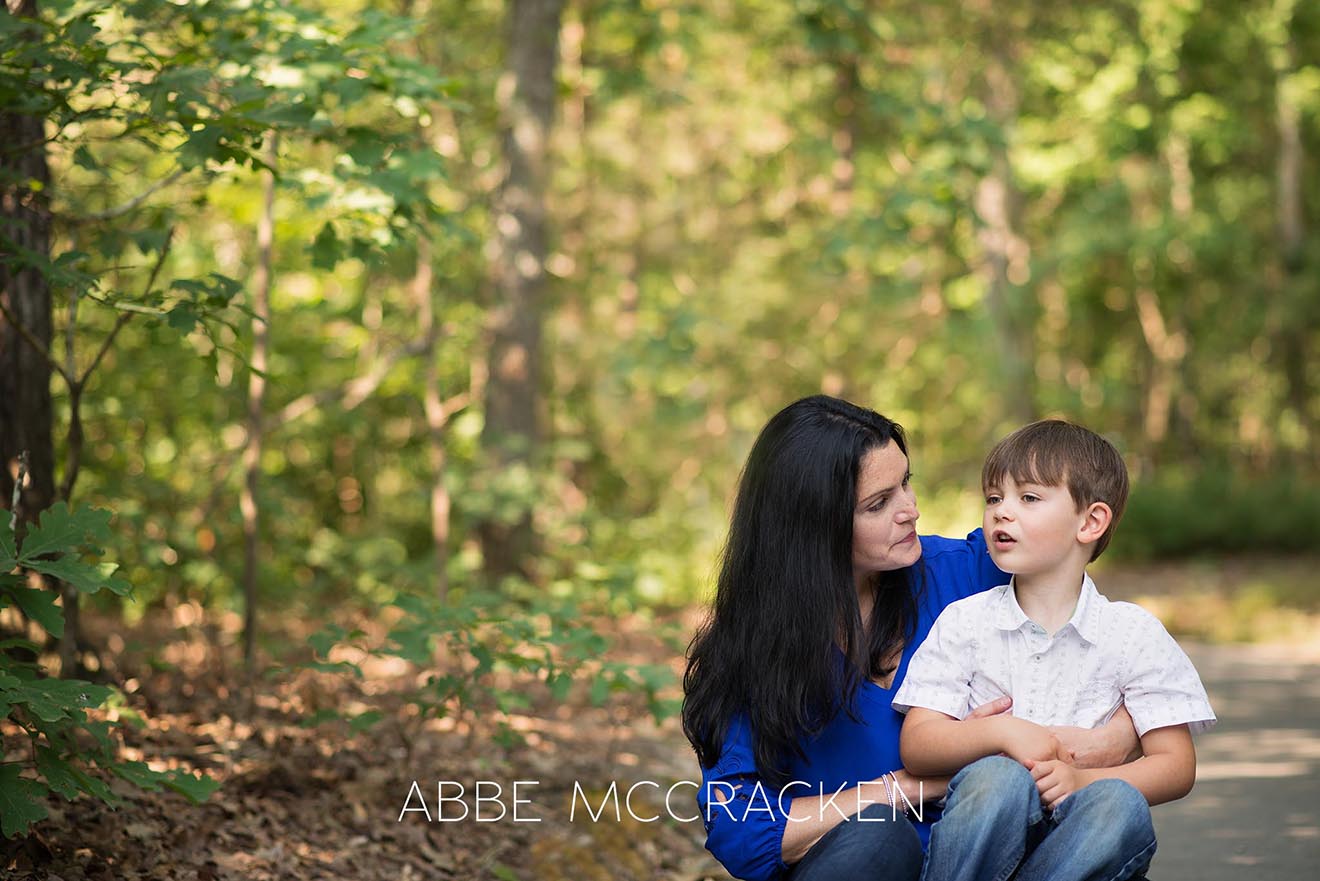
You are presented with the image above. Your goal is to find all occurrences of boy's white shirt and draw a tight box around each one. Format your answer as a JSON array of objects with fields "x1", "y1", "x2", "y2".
[{"x1": 893, "y1": 573, "x2": 1216, "y2": 737}]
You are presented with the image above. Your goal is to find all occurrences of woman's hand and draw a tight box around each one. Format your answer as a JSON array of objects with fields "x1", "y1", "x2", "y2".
[
  {"x1": 966, "y1": 695, "x2": 1014, "y2": 720},
  {"x1": 890, "y1": 767, "x2": 950, "y2": 805},
  {"x1": 1046, "y1": 703, "x2": 1142, "y2": 769}
]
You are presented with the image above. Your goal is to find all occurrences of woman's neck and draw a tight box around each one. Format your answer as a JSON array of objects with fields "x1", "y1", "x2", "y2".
[{"x1": 855, "y1": 574, "x2": 874, "y2": 626}]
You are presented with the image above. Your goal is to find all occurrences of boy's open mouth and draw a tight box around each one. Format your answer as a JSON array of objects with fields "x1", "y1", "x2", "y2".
[{"x1": 992, "y1": 530, "x2": 1017, "y2": 547}]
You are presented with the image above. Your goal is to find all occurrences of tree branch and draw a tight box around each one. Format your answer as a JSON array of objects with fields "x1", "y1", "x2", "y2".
[
  {"x1": 0, "y1": 296, "x2": 74, "y2": 386},
  {"x1": 268, "y1": 335, "x2": 431, "y2": 431},
  {"x1": 78, "y1": 227, "x2": 174, "y2": 387},
  {"x1": 68, "y1": 169, "x2": 189, "y2": 225}
]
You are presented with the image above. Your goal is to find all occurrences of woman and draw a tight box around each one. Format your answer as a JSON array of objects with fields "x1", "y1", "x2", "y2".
[{"x1": 682, "y1": 396, "x2": 1136, "y2": 881}]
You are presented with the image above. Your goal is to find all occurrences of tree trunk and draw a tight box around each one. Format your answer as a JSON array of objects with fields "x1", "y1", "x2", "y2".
[
  {"x1": 0, "y1": 0, "x2": 55, "y2": 530},
  {"x1": 1269, "y1": 0, "x2": 1314, "y2": 460},
  {"x1": 480, "y1": 0, "x2": 563, "y2": 583},
  {"x1": 1, "y1": 0, "x2": 62, "y2": 671},
  {"x1": 830, "y1": 54, "x2": 859, "y2": 218},
  {"x1": 241, "y1": 134, "x2": 276, "y2": 672},
  {"x1": 413, "y1": 236, "x2": 452, "y2": 600},
  {"x1": 975, "y1": 46, "x2": 1036, "y2": 426}
]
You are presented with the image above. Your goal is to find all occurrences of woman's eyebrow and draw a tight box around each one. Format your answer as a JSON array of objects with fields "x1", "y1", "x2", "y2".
[{"x1": 858, "y1": 474, "x2": 908, "y2": 506}]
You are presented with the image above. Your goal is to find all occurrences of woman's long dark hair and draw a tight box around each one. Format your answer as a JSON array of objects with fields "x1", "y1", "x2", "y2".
[{"x1": 682, "y1": 395, "x2": 920, "y2": 787}]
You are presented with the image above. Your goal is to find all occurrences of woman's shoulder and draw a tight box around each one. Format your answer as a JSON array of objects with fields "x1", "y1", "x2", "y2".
[
  {"x1": 918, "y1": 528, "x2": 988, "y2": 561},
  {"x1": 917, "y1": 528, "x2": 1005, "y2": 601}
]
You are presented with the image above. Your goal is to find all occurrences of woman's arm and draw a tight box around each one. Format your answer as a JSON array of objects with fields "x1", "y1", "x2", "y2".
[
  {"x1": 1027, "y1": 724, "x2": 1195, "y2": 809},
  {"x1": 783, "y1": 694, "x2": 1015, "y2": 862},
  {"x1": 1046, "y1": 703, "x2": 1143, "y2": 769}
]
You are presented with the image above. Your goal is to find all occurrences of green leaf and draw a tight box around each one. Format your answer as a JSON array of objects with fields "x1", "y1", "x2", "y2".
[
  {"x1": 26, "y1": 558, "x2": 131, "y2": 598},
  {"x1": 69, "y1": 764, "x2": 119, "y2": 806},
  {"x1": 307, "y1": 624, "x2": 344, "y2": 658},
  {"x1": 311, "y1": 222, "x2": 341, "y2": 270},
  {"x1": 0, "y1": 517, "x2": 16, "y2": 567},
  {"x1": 9, "y1": 587, "x2": 63, "y2": 638},
  {"x1": 548, "y1": 671, "x2": 573, "y2": 701},
  {"x1": 298, "y1": 708, "x2": 341, "y2": 728},
  {"x1": 0, "y1": 766, "x2": 48, "y2": 838},
  {"x1": 111, "y1": 760, "x2": 163, "y2": 791},
  {"x1": 166, "y1": 303, "x2": 199, "y2": 333},
  {"x1": 348, "y1": 710, "x2": 383, "y2": 733},
  {"x1": 589, "y1": 674, "x2": 610, "y2": 707},
  {"x1": 163, "y1": 770, "x2": 221, "y2": 804},
  {"x1": 35, "y1": 747, "x2": 81, "y2": 800},
  {"x1": 10, "y1": 679, "x2": 110, "y2": 723},
  {"x1": 19, "y1": 503, "x2": 110, "y2": 560}
]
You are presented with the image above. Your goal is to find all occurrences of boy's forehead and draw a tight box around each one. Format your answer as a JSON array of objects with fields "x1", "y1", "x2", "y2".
[{"x1": 983, "y1": 459, "x2": 1069, "y2": 488}]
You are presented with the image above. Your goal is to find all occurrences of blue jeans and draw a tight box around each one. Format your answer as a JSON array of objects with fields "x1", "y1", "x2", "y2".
[
  {"x1": 787, "y1": 802, "x2": 924, "y2": 881},
  {"x1": 922, "y1": 756, "x2": 1156, "y2": 881}
]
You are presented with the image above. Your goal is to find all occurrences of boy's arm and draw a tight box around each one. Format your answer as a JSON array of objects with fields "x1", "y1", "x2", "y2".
[
  {"x1": 1028, "y1": 724, "x2": 1195, "y2": 809},
  {"x1": 900, "y1": 706, "x2": 1067, "y2": 776}
]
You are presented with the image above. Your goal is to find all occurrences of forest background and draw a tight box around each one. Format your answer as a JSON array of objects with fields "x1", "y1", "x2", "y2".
[{"x1": 1, "y1": 0, "x2": 1317, "y2": 879}]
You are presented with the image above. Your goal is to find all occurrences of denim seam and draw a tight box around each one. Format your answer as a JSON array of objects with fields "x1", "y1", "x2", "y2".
[{"x1": 1102, "y1": 835, "x2": 1157, "y2": 881}]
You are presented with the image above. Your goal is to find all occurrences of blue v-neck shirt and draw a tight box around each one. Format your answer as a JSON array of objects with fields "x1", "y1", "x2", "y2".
[{"x1": 695, "y1": 530, "x2": 1005, "y2": 881}]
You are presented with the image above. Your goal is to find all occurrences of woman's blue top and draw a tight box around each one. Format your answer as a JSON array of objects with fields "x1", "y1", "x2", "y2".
[{"x1": 695, "y1": 531, "x2": 1005, "y2": 881}]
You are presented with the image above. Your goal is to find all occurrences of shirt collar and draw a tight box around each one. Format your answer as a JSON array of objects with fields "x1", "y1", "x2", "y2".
[
  {"x1": 1065, "y1": 573, "x2": 1104, "y2": 645},
  {"x1": 991, "y1": 573, "x2": 1103, "y2": 645},
  {"x1": 990, "y1": 581, "x2": 1031, "y2": 631}
]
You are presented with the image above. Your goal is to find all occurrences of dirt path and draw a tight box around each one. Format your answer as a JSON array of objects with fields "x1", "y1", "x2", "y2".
[{"x1": 1144, "y1": 642, "x2": 1320, "y2": 880}]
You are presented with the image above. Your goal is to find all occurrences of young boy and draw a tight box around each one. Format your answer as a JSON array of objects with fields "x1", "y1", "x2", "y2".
[{"x1": 893, "y1": 420, "x2": 1215, "y2": 880}]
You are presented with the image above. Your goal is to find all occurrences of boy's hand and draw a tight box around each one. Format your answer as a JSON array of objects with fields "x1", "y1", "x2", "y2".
[{"x1": 1026, "y1": 758, "x2": 1089, "y2": 810}]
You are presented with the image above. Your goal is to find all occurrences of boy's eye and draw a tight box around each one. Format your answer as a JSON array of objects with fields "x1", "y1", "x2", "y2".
[
  {"x1": 984, "y1": 494, "x2": 1001, "y2": 505},
  {"x1": 1022, "y1": 494, "x2": 1041, "y2": 503}
]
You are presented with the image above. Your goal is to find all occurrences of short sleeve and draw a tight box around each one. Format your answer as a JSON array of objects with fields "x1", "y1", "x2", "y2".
[
  {"x1": 892, "y1": 602, "x2": 974, "y2": 718},
  {"x1": 1118, "y1": 607, "x2": 1216, "y2": 736},
  {"x1": 697, "y1": 716, "x2": 793, "y2": 881}
]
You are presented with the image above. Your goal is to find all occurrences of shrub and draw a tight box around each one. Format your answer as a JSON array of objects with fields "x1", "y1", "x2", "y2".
[{"x1": 0, "y1": 503, "x2": 218, "y2": 838}]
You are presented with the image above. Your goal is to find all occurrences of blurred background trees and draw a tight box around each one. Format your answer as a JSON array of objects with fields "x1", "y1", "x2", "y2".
[{"x1": 1, "y1": 0, "x2": 1317, "y2": 658}]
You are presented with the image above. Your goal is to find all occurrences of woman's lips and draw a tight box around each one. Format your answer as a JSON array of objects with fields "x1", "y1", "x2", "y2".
[{"x1": 896, "y1": 532, "x2": 917, "y2": 546}]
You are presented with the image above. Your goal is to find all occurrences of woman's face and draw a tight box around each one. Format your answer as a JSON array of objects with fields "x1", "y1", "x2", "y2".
[{"x1": 852, "y1": 442, "x2": 921, "y2": 578}]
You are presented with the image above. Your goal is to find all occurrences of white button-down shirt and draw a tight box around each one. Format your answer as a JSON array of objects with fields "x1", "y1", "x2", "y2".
[{"x1": 893, "y1": 574, "x2": 1215, "y2": 736}]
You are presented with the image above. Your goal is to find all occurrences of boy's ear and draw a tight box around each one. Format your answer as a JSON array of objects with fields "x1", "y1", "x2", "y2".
[{"x1": 1076, "y1": 501, "x2": 1113, "y2": 548}]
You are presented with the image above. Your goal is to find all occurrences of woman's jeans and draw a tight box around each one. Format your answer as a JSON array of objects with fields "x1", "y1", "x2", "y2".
[
  {"x1": 923, "y1": 756, "x2": 1156, "y2": 881},
  {"x1": 787, "y1": 802, "x2": 924, "y2": 881},
  {"x1": 787, "y1": 756, "x2": 1155, "y2": 881}
]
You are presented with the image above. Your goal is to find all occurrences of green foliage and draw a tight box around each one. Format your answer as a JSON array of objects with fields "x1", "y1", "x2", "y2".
[
  {"x1": 301, "y1": 585, "x2": 678, "y2": 746},
  {"x1": 0, "y1": 505, "x2": 216, "y2": 839},
  {"x1": 1118, "y1": 473, "x2": 1320, "y2": 560}
]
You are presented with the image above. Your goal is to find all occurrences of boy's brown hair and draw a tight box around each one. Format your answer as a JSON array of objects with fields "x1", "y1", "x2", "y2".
[{"x1": 981, "y1": 420, "x2": 1130, "y2": 561}]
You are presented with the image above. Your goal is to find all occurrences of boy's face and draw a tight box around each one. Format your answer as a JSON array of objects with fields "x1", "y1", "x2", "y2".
[{"x1": 983, "y1": 474, "x2": 1089, "y2": 581}]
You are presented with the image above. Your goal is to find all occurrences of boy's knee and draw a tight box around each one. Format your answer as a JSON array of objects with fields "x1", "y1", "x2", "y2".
[
  {"x1": 946, "y1": 756, "x2": 1039, "y2": 822},
  {"x1": 1066, "y1": 779, "x2": 1154, "y2": 842},
  {"x1": 951, "y1": 755, "x2": 1034, "y2": 798}
]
